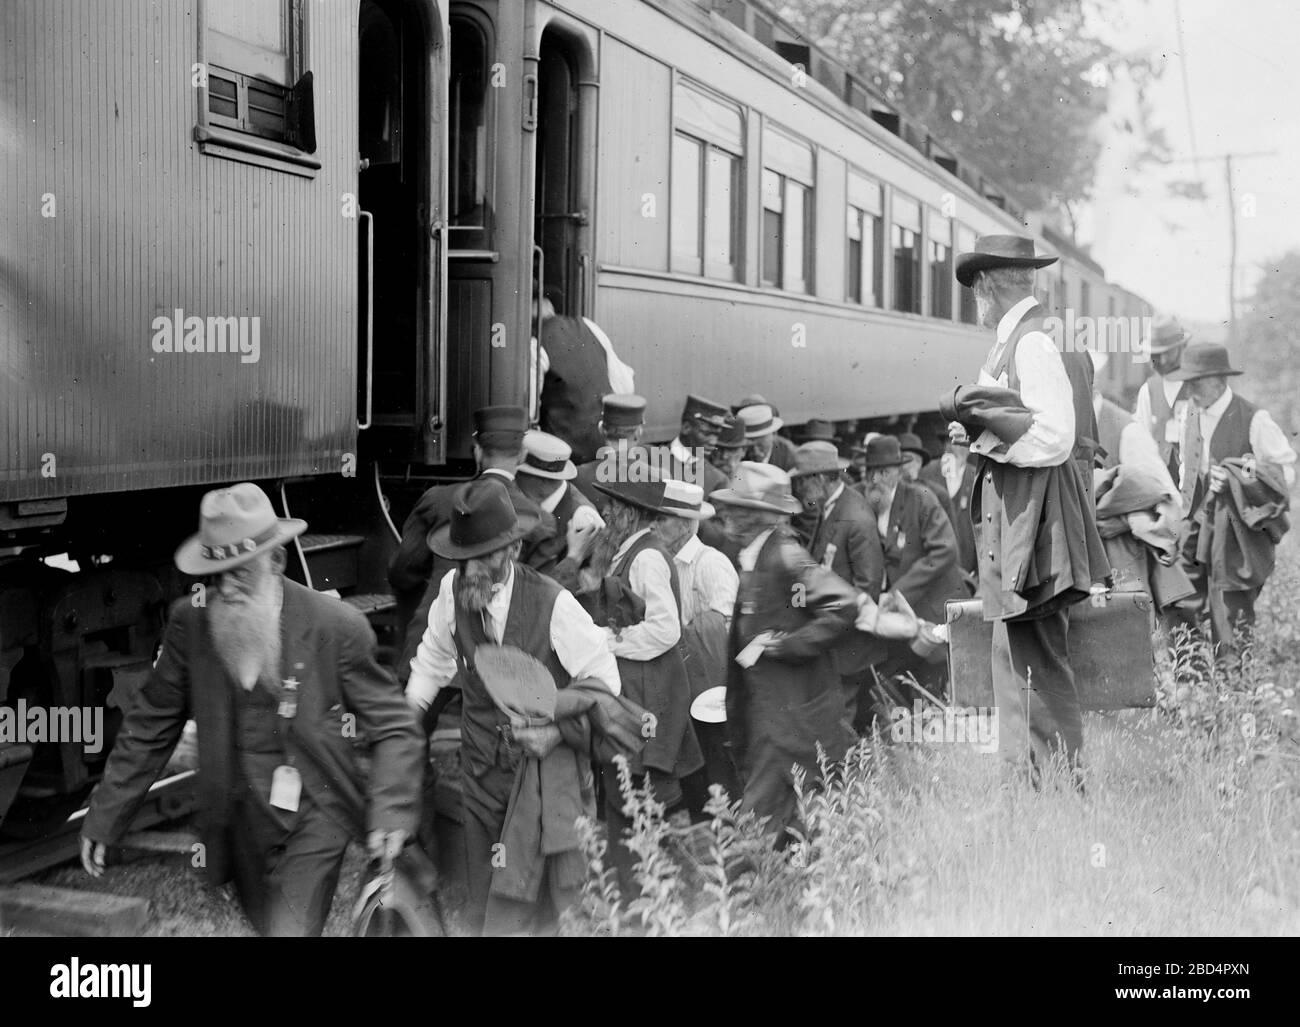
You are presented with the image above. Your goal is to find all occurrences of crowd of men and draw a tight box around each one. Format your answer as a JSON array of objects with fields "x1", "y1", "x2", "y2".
[{"x1": 78, "y1": 235, "x2": 1294, "y2": 937}]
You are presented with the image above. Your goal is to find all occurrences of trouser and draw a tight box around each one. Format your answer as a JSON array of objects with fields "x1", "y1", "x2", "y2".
[
  {"x1": 1180, "y1": 553, "x2": 1260, "y2": 665},
  {"x1": 679, "y1": 721, "x2": 742, "y2": 818},
  {"x1": 991, "y1": 607, "x2": 1083, "y2": 787},
  {"x1": 601, "y1": 764, "x2": 682, "y2": 894},
  {"x1": 461, "y1": 764, "x2": 582, "y2": 936},
  {"x1": 228, "y1": 790, "x2": 353, "y2": 937}
]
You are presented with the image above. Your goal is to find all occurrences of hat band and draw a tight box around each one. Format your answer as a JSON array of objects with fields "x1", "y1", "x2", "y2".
[
  {"x1": 746, "y1": 418, "x2": 775, "y2": 435},
  {"x1": 661, "y1": 495, "x2": 702, "y2": 513},
  {"x1": 201, "y1": 522, "x2": 282, "y2": 561},
  {"x1": 524, "y1": 453, "x2": 568, "y2": 474}
]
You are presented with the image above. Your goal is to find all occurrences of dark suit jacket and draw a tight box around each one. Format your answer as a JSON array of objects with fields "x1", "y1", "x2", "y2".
[
  {"x1": 769, "y1": 434, "x2": 797, "y2": 471},
  {"x1": 526, "y1": 481, "x2": 596, "y2": 592},
  {"x1": 806, "y1": 485, "x2": 886, "y2": 674},
  {"x1": 83, "y1": 581, "x2": 424, "y2": 886},
  {"x1": 882, "y1": 479, "x2": 968, "y2": 624}
]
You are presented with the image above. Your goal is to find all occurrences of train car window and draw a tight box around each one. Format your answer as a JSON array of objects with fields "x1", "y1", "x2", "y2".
[
  {"x1": 928, "y1": 210, "x2": 953, "y2": 320},
  {"x1": 846, "y1": 171, "x2": 882, "y2": 307},
  {"x1": 449, "y1": 16, "x2": 492, "y2": 249},
  {"x1": 956, "y1": 223, "x2": 978, "y2": 324},
  {"x1": 672, "y1": 81, "x2": 743, "y2": 280},
  {"x1": 761, "y1": 169, "x2": 783, "y2": 288},
  {"x1": 359, "y1": 4, "x2": 401, "y2": 168},
  {"x1": 203, "y1": 0, "x2": 310, "y2": 150},
  {"x1": 762, "y1": 124, "x2": 814, "y2": 293},
  {"x1": 891, "y1": 193, "x2": 922, "y2": 314}
]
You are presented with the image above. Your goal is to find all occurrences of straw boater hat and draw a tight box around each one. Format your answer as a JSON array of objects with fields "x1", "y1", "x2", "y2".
[
  {"x1": 175, "y1": 482, "x2": 307, "y2": 575},
  {"x1": 737, "y1": 403, "x2": 783, "y2": 439},
  {"x1": 1165, "y1": 343, "x2": 1243, "y2": 382},
  {"x1": 516, "y1": 429, "x2": 577, "y2": 481},
  {"x1": 955, "y1": 234, "x2": 1058, "y2": 289},
  {"x1": 594, "y1": 474, "x2": 715, "y2": 520},
  {"x1": 428, "y1": 478, "x2": 541, "y2": 560},
  {"x1": 1144, "y1": 315, "x2": 1192, "y2": 355},
  {"x1": 789, "y1": 440, "x2": 849, "y2": 478},
  {"x1": 709, "y1": 462, "x2": 802, "y2": 515}
]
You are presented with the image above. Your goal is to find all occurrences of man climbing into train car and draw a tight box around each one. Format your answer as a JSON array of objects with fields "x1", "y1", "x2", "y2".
[
  {"x1": 81, "y1": 483, "x2": 424, "y2": 937},
  {"x1": 1168, "y1": 343, "x2": 1295, "y2": 666},
  {"x1": 941, "y1": 235, "x2": 1110, "y2": 792},
  {"x1": 405, "y1": 478, "x2": 629, "y2": 935}
]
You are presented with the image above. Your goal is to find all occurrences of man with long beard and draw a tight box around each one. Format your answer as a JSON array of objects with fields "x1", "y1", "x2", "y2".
[
  {"x1": 406, "y1": 477, "x2": 623, "y2": 935},
  {"x1": 81, "y1": 483, "x2": 423, "y2": 936},
  {"x1": 940, "y1": 235, "x2": 1109, "y2": 790}
]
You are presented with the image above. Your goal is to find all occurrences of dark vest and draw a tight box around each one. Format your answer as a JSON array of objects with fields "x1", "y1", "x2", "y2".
[
  {"x1": 232, "y1": 677, "x2": 296, "y2": 830},
  {"x1": 540, "y1": 316, "x2": 610, "y2": 464},
  {"x1": 1146, "y1": 376, "x2": 1189, "y2": 461},
  {"x1": 609, "y1": 531, "x2": 701, "y2": 778},
  {"x1": 1095, "y1": 397, "x2": 1133, "y2": 471},
  {"x1": 995, "y1": 310, "x2": 1098, "y2": 493},
  {"x1": 1185, "y1": 392, "x2": 1260, "y2": 515},
  {"x1": 452, "y1": 565, "x2": 566, "y2": 779}
]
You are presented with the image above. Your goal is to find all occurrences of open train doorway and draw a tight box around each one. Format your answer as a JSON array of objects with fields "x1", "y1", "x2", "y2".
[
  {"x1": 534, "y1": 28, "x2": 587, "y2": 319},
  {"x1": 357, "y1": 0, "x2": 441, "y2": 455}
]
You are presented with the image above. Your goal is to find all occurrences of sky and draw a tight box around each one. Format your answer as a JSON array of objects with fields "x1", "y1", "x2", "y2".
[{"x1": 1079, "y1": 0, "x2": 1300, "y2": 328}]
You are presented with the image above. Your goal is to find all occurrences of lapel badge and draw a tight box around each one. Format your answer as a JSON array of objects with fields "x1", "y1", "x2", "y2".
[{"x1": 896, "y1": 532, "x2": 907, "y2": 549}]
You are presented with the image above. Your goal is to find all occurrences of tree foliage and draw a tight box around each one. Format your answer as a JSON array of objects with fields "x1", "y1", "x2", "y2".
[
  {"x1": 775, "y1": 0, "x2": 1169, "y2": 218},
  {"x1": 1240, "y1": 250, "x2": 1300, "y2": 437}
]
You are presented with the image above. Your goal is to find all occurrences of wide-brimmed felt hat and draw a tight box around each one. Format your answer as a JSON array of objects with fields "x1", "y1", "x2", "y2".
[
  {"x1": 473, "y1": 645, "x2": 558, "y2": 724},
  {"x1": 712, "y1": 416, "x2": 747, "y2": 449},
  {"x1": 594, "y1": 474, "x2": 715, "y2": 520},
  {"x1": 800, "y1": 418, "x2": 839, "y2": 443},
  {"x1": 517, "y1": 429, "x2": 576, "y2": 481},
  {"x1": 737, "y1": 403, "x2": 783, "y2": 439},
  {"x1": 473, "y1": 405, "x2": 527, "y2": 449},
  {"x1": 601, "y1": 393, "x2": 646, "y2": 429},
  {"x1": 789, "y1": 440, "x2": 849, "y2": 478},
  {"x1": 955, "y1": 234, "x2": 1058, "y2": 288},
  {"x1": 175, "y1": 482, "x2": 307, "y2": 575},
  {"x1": 860, "y1": 435, "x2": 908, "y2": 469},
  {"x1": 680, "y1": 394, "x2": 731, "y2": 430},
  {"x1": 896, "y1": 432, "x2": 931, "y2": 465},
  {"x1": 709, "y1": 462, "x2": 802, "y2": 515},
  {"x1": 851, "y1": 431, "x2": 883, "y2": 455},
  {"x1": 428, "y1": 478, "x2": 540, "y2": 560},
  {"x1": 1164, "y1": 343, "x2": 1242, "y2": 382},
  {"x1": 1144, "y1": 314, "x2": 1192, "y2": 355}
]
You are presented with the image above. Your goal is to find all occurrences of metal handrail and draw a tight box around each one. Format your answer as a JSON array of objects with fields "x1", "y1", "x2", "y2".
[{"x1": 358, "y1": 209, "x2": 374, "y2": 431}]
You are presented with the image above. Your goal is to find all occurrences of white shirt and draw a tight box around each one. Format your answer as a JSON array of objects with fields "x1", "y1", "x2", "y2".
[
  {"x1": 538, "y1": 480, "x2": 568, "y2": 513},
  {"x1": 1134, "y1": 376, "x2": 1186, "y2": 444},
  {"x1": 673, "y1": 534, "x2": 739, "y2": 626},
  {"x1": 971, "y1": 295, "x2": 1075, "y2": 468},
  {"x1": 821, "y1": 482, "x2": 845, "y2": 522},
  {"x1": 606, "y1": 529, "x2": 682, "y2": 660},
  {"x1": 1093, "y1": 393, "x2": 1181, "y2": 514},
  {"x1": 405, "y1": 564, "x2": 621, "y2": 710},
  {"x1": 737, "y1": 527, "x2": 777, "y2": 572},
  {"x1": 480, "y1": 466, "x2": 515, "y2": 482},
  {"x1": 669, "y1": 437, "x2": 698, "y2": 469},
  {"x1": 1176, "y1": 387, "x2": 1296, "y2": 489}
]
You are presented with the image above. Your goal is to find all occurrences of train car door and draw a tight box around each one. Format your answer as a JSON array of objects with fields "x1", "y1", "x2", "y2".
[
  {"x1": 533, "y1": 22, "x2": 596, "y2": 322},
  {"x1": 357, "y1": 0, "x2": 447, "y2": 464}
]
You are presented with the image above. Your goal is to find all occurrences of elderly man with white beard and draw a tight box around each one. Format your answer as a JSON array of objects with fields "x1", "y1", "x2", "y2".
[{"x1": 81, "y1": 483, "x2": 423, "y2": 936}]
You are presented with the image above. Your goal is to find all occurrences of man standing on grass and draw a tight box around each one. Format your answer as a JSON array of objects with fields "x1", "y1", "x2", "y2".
[{"x1": 940, "y1": 236, "x2": 1109, "y2": 790}]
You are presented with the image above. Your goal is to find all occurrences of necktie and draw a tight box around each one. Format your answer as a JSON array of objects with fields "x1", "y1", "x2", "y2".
[{"x1": 1180, "y1": 408, "x2": 1203, "y2": 509}]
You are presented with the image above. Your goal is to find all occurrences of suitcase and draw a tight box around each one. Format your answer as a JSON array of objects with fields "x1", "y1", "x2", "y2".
[{"x1": 945, "y1": 592, "x2": 1156, "y2": 711}]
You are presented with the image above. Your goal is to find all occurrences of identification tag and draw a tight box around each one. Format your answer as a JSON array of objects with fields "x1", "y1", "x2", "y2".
[
  {"x1": 1165, "y1": 419, "x2": 1180, "y2": 444},
  {"x1": 270, "y1": 765, "x2": 302, "y2": 812},
  {"x1": 821, "y1": 543, "x2": 837, "y2": 569}
]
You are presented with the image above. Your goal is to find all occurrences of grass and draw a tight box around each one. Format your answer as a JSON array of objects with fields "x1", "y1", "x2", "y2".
[{"x1": 562, "y1": 536, "x2": 1300, "y2": 937}]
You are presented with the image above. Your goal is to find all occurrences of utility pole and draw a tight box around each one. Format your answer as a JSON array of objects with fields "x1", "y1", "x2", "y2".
[{"x1": 1165, "y1": 150, "x2": 1276, "y2": 344}]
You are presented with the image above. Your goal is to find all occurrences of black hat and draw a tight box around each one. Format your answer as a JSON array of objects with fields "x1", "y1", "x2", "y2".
[
  {"x1": 859, "y1": 436, "x2": 908, "y2": 469},
  {"x1": 801, "y1": 418, "x2": 838, "y2": 443},
  {"x1": 1164, "y1": 343, "x2": 1243, "y2": 382},
  {"x1": 602, "y1": 394, "x2": 646, "y2": 429},
  {"x1": 473, "y1": 405, "x2": 528, "y2": 449},
  {"x1": 896, "y1": 432, "x2": 931, "y2": 465},
  {"x1": 712, "y1": 416, "x2": 747, "y2": 450},
  {"x1": 428, "y1": 478, "x2": 540, "y2": 560},
  {"x1": 955, "y1": 235, "x2": 1058, "y2": 288}
]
